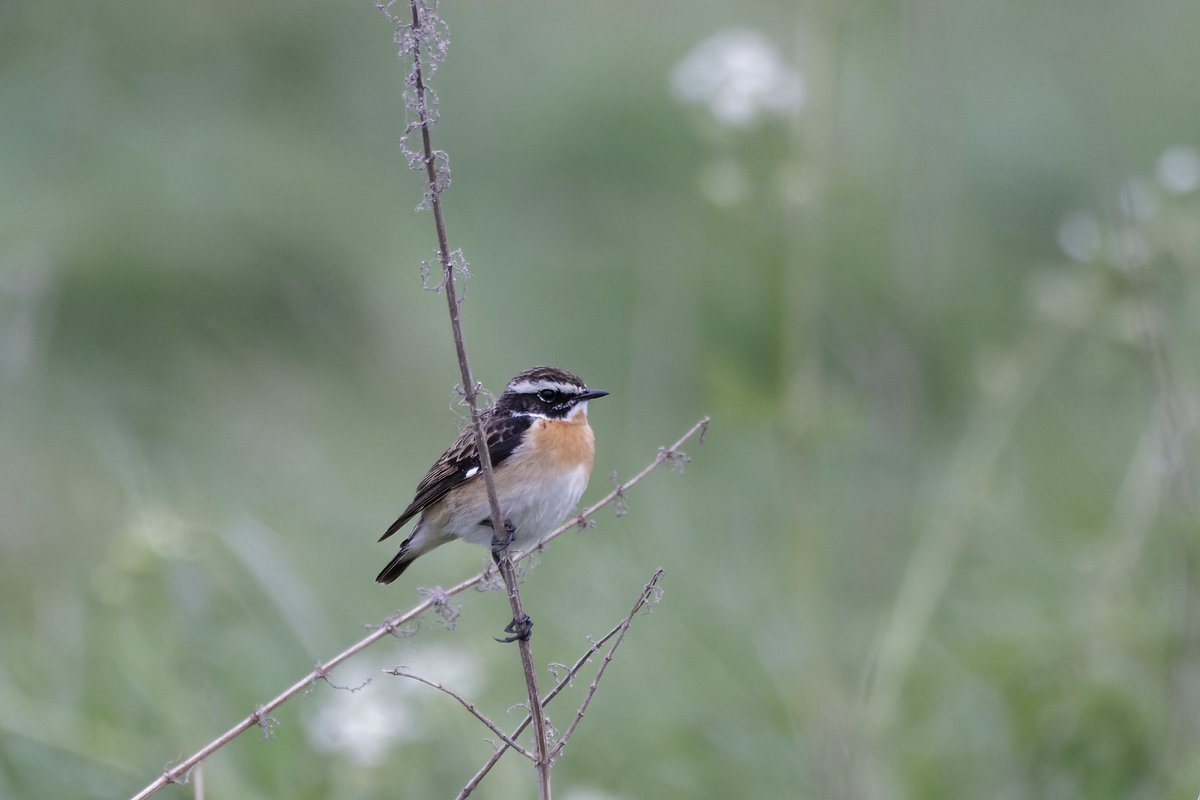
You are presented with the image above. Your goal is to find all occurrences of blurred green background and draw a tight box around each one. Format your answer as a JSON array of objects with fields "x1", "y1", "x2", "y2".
[{"x1": 3, "y1": 0, "x2": 1200, "y2": 797}]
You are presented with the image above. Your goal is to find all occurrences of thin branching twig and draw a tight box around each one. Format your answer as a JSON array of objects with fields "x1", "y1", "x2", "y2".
[
  {"x1": 457, "y1": 569, "x2": 665, "y2": 798},
  {"x1": 384, "y1": 668, "x2": 536, "y2": 759},
  {"x1": 548, "y1": 569, "x2": 664, "y2": 759}
]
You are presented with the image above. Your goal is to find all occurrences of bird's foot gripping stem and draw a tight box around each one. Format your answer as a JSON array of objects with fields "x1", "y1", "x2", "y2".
[
  {"x1": 488, "y1": 518, "x2": 517, "y2": 565},
  {"x1": 487, "y1": 519, "x2": 531, "y2": 642},
  {"x1": 495, "y1": 613, "x2": 533, "y2": 644}
]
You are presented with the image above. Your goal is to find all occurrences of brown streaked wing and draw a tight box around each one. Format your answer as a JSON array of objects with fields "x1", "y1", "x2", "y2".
[{"x1": 379, "y1": 411, "x2": 532, "y2": 541}]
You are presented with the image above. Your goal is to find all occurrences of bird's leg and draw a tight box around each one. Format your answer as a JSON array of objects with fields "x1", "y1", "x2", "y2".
[
  {"x1": 485, "y1": 518, "x2": 532, "y2": 643},
  {"x1": 487, "y1": 518, "x2": 517, "y2": 564}
]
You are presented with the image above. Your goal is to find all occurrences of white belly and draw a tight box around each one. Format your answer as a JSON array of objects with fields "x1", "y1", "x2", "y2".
[{"x1": 451, "y1": 464, "x2": 590, "y2": 548}]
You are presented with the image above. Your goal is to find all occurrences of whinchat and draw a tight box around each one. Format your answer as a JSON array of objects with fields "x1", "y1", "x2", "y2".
[{"x1": 376, "y1": 366, "x2": 608, "y2": 585}]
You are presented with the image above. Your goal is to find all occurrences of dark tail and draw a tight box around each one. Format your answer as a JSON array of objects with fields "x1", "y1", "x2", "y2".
[{"x1": 376, "y1": 542, "x2": 415, "y2": 584}]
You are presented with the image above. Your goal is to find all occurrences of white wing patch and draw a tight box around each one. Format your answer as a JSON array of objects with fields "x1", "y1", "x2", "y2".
[{"x1": 463, "y1": 466, "x2": 479, "y2": 479}]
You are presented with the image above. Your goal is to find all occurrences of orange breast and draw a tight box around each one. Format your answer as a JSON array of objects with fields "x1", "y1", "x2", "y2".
[{"x1": 528, "y1": 413, "x2": 596, "y2": 473}]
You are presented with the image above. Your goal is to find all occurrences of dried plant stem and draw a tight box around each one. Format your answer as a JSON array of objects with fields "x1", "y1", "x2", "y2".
[
  {"x1": 127, "y1": 418, "x2": 708, "y2": 800},
  {"x1": 128, "y1": 3, "x2": 708, "y2": 795},
  {"x1": 397, "y1": 0, "x2": 552, "y2": 795},
  {"x1": 549, "y1": 568, "x2": 663, "y2": 757},
  {"x1": 384, "y1": 669, "x2": 536, "y2": 759},
  {"x1": 129, "y1": 425, "x2": 703, "y2": 799},
  {"x1": 457, "y1": 569, "x2": 665, "y2": 798}
]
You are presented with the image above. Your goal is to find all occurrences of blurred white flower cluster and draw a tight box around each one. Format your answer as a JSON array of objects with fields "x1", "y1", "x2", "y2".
[
  {"x1": 1033, "y1": 144, "x2": 1200, "y2": 344},
  {"x1": 671, "y1": 29, "x2": 804, "y2": 128},
  {"x1": 1156, "y1": 145, "x2": 1200, "y2": 195},
  {"x1": 305, "y1": 645, "x2": 485, "y2": 766},
  {"x1": 1056, "y1": 145, "x2": 1200, "y2": 266}
]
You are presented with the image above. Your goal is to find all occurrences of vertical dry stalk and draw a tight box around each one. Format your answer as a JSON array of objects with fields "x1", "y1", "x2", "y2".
[
  {"x1": 125, "y1": 6, "x2": 711, "y2": 798},
  {"x1": 388, "y1": 0, "x2": 552, "y2": 795}
]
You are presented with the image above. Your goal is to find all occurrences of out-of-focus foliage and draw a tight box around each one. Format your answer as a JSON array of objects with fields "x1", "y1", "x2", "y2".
[{"x1": 3, "y1": 1, "x2": 1200, "y2": 798}]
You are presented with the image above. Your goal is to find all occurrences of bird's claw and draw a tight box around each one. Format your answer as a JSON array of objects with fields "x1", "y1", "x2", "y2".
[
  {"x1": 494, "y1": 614, "x2": 533, "y2": 644},
  {"x1": 489, "y1": 519, "x2": 517, "y2": 565}
]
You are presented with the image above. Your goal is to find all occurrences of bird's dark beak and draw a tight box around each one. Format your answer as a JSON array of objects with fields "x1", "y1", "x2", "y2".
[{"x1": 578, "y1": 388, "x2": 610, "y2": 402}]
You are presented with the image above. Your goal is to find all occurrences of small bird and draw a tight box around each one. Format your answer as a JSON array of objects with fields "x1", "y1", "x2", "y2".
[{"x1": 377, "y1": 366, "x2": 609, "y2": 585}]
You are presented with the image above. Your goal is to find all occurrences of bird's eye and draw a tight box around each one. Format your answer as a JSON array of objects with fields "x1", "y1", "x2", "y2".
[{"x1": 537, "y1": 389, "x2": 557, "y2": 403}]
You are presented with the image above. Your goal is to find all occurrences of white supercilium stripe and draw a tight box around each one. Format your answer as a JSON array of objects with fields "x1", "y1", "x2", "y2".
[{"x1": 506, "y1": 380, "x2": 580, "y2": 395}]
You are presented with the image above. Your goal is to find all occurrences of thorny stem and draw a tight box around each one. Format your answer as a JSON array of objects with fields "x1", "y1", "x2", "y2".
[
  {"x1": 129, "y1": 419, "x2": 710, "y2": 800},
  {"x1": 457, "y1": 569, "x2": 665, "y2": 799},
  {"x1": 385, "y1": 669, "x2": 536, "y2": 759},
  {"x1": 547, "y1": 571, "x2": 661, "y2": 760},
  {"x1": 399, "y1": 0, "x2": 552, "y2": 796},
  {"x1": 127, "y1": 418, "x2": 708, "y2": 800}
]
